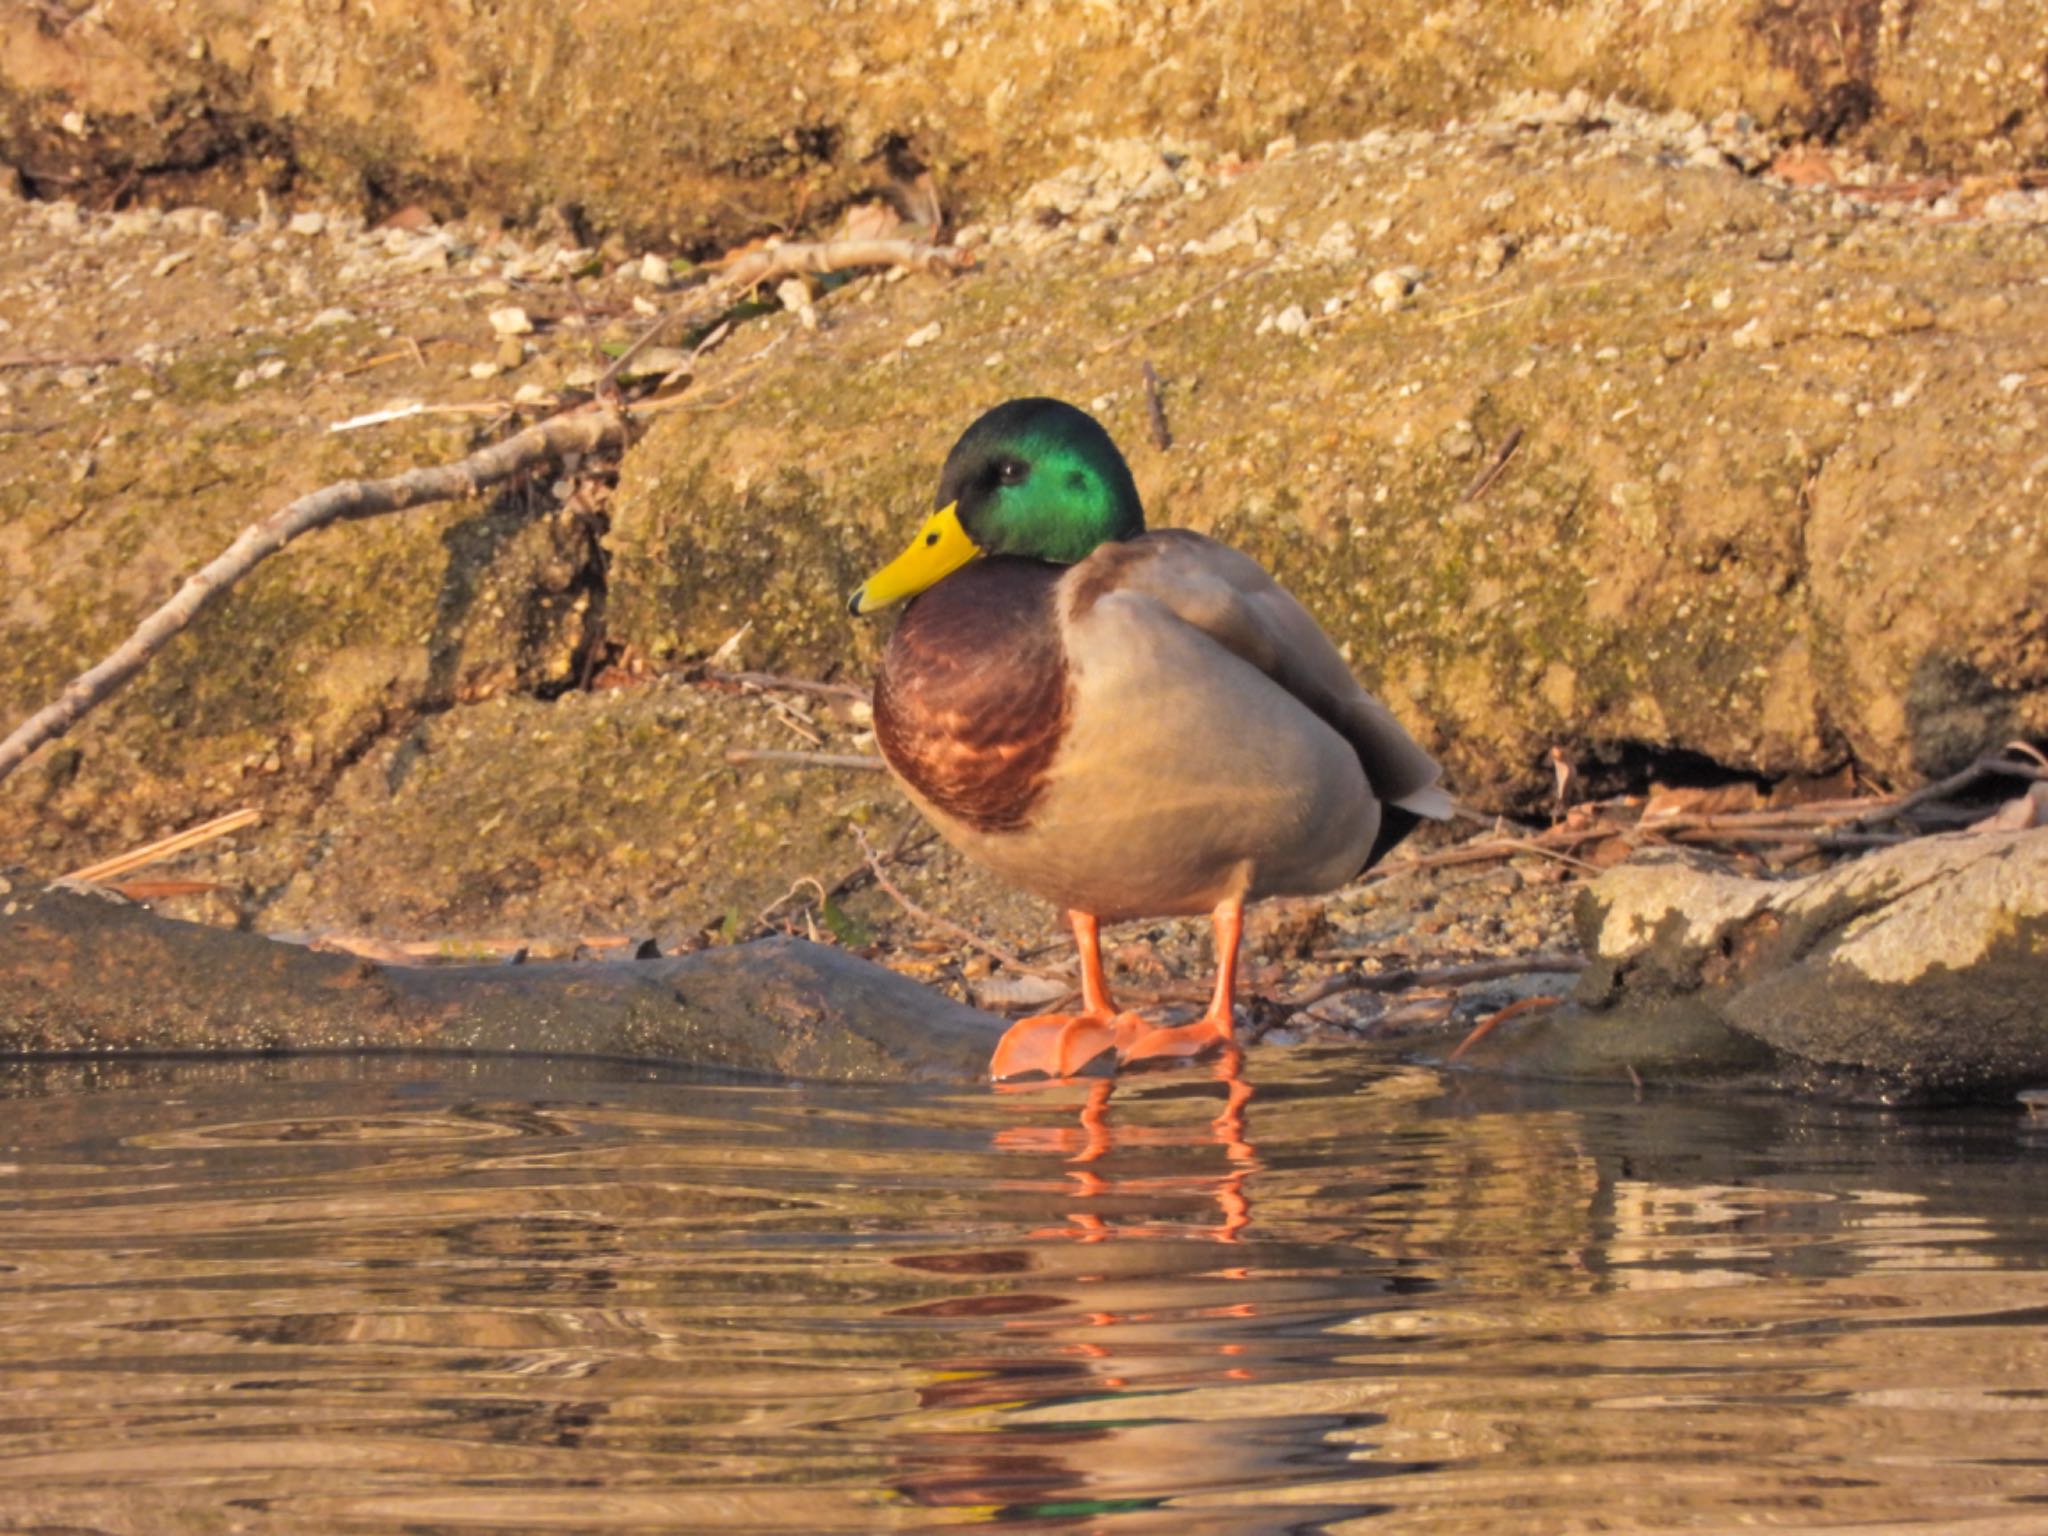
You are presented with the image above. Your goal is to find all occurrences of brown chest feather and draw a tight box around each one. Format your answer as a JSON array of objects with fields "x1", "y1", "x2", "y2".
[{"x1": 873, "y1": 558, "x2": 1071, "y2": 834}]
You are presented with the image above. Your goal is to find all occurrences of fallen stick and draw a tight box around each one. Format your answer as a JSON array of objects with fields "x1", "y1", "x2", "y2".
[
  {"x1": 61, "y1": 807, "x2": 262, "y2": 884},
  {"x1": 715, "y1": 236, "x2": 971, "y2": 286},
  {"x1": 1141, "y1": 360, "x2": 1172, "y2": 450},
  {"x1": 1458, "y1": 425, "x2": 1524, "y2": 502},
  {"x1": 1098, "y1": 256, "x2": 1274, "y2": 353},
  {"x1": 0, "y1": 405, "x2": 630, "y2": 786},
  {"x1": 741, "y1": 820, "x2": 937, "y2": 945},
  {"x1": 851, "y1": 827, "x2": 1069, "y2": 983},
  {"x1": 1275, "y1": 951, "x2": 1586, "y2": 1017},
  {"x1": 1845, "y1": 748, "x2": 2048, "y2": 830},
  {"x1": 702, "y1": 668, "x2": 869, "y2": 702},
  {"x1": 600, "y1": 237, "x2": 971, "y2": 391},
  {"x1": 1448, "y1": 993, "x2": 1567, "y2": 1061},
  {"x1": 0, "y1": 351, "x2": 131, "y2": 372},
  {"x1": 725, "y1": 749, "x2": 885, "y2": 771}
]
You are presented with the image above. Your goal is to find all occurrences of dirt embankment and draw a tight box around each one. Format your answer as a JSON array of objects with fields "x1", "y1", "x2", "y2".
[{"x1": 3, "y1": 1, "x2": 2044, "y2": 248}]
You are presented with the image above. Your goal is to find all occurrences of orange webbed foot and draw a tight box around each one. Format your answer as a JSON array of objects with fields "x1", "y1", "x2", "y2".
[
  {"x1": 990, "y1": 1010, "x2": 1144, "y2": 1081},
  {"x1": 1114, "y1": 1012, "x2": 1234, "y2": 1069}
]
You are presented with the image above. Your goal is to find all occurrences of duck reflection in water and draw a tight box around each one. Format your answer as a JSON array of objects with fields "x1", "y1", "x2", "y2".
[
  {"x1": 879, "y1": 1051, "x2": 1271, "y2": 1524},
  {"x1": 992, "y1": 1046, "x2": 1257, "y2": 1245}
]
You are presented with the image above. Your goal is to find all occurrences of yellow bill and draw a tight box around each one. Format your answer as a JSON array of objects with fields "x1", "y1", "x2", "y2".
[{"x1": 848, "y1": 502, "x2": 983, "y2": 616}]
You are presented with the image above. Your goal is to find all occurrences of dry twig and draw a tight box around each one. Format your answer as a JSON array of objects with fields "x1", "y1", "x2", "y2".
[
  {"x1": 725, "y1": 749, "x2": 885, "y2": 771},
  {"x1": 851, "y1": 827, "x2": 1068, "y2": 982},
  {"x1": 0, "y1": 406, "x2": 630, "y2": 785},
  {"x1": 1458, "y1": 425, "x2": 1524, "y2": 502},
  {"x1": 1845, "y1": 746, "x2": 2048, "y2": 831},
  {"x1": 1448, "y1": 993, "x2": 1567, "y2": 1061},
  {"x1": 599, "y1": 237, "x2": 970, "y2": 392},
  {"x1": 702, "y1": 668, "x2": 869, "y2": 702},
  {"x1": 1098, "y1": 256, "x2": 1274, "y2": 352},
  {"x1": 61, "y1": 807, "x2": 262, "y2": 884},
  {"x1": 1141, "y1": 360, "x2": 1172, "y2": 450},
  {"x1": 1274, "y1": 951, "x2": 1586, "y2": 1018}
]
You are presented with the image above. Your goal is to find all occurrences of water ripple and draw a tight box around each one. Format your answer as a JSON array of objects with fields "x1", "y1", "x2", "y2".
[{"x1": 2, "y1": 1050, "x2": 2046, "y2": 1533}]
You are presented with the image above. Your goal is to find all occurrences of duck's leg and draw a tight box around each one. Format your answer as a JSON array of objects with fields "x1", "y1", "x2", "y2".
[
  {"x1": 989, "y1": 912, "x2": 1140, "y2": 1080},
  {"x1": 1115, "y1": 894, "x2": 1243, "y2": 1066}
]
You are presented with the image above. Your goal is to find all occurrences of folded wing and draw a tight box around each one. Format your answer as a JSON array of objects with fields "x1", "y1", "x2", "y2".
[{"x1": 1096, "y1": 530, "x2": 1454, "y2": 832}]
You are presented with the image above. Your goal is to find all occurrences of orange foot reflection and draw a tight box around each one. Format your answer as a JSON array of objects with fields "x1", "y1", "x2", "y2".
[{"x1": 995, "y1": 1047, "x2": 1258, "y2": 1244}]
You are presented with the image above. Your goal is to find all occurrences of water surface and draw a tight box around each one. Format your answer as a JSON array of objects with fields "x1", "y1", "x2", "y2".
[{"x1": 4, "y1": 1049, "x2": 2047, "y2": 1533}]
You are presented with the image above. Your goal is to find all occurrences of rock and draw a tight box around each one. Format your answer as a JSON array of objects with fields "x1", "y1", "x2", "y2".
[
  {"x1": 0, "y1": 885, "x2": 1001, "y2": 1083},
  {"x1": 1368, "y1": 266, "x2": 1418, "y2": 311},
  {"x1": 487, "y1": 304, "x2": 533, "y2": 335},
  {"x1": 1473, "y1": 832, "x2": 2048, "y2": 1101}
]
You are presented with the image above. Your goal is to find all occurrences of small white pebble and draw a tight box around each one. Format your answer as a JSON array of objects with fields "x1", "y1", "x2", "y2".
[
  {"x1": 636, "y1": 252, "x2": 673, "y2": 288},
  {"x1": 776, "y1": 277, "x2": 818, "y2": 329},
  {"x1": 1368, "y1": 267, "x2": 1417, "y2": 312},
  {"x1": 309, "y1": 306, "x2": 355, "y2": 328},
  {"x1": 904, "y1": 321, "x2": 943, "y2": 349},
  {"x1": 1998, "y1": 372, "x2": 2028, "y2": 395},
  {"x1": 488, "y1": 305, "x2": 534, "y2": 336},
  {"x1": 287, "y1": 210, "x2": 326, "y2": 237}
]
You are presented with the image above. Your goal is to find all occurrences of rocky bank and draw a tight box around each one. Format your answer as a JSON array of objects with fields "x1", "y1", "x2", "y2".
[{"x1": 0, "y1": 20, "x2": 2045, "y2": 1089}]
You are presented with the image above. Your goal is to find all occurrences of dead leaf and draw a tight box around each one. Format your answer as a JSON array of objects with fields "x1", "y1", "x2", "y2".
[
  {"x1": 105, "y1": 879, "x2": 223, "y2": 900},
  {"x1": 1641, "y1": 782, "x2": 1763, "y2": 821},
  {"x1": 835, "y1": 200, "x2": 902, "y2": 242},
  {"x1": 1767, "y1": 765, "x2": 1861, "y2": 807},
  {"x1": 1973, "y1": 782, "x2": 2048, "y2": 832},
  {"x1": 895, "y1": 169, "x2": 944, "y2": 235},
  {"x1": 1769, "y1": 147, "x2": 1843, "y2": 188},
  {"x1": 377, "y1": 204, "x2": 437, "y2": 231},
  {"x1": 1584, "y1": 836, "x2": 1635, "y2": 868}
]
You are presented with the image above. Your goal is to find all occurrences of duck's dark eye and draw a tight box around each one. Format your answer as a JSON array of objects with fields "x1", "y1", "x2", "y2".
[
  {"x1": 923, "y1": 531, "x2": 939, "y2": 546},
  {"x1": 996, "y1": 459, "x2": 1029, "y2": 486}
]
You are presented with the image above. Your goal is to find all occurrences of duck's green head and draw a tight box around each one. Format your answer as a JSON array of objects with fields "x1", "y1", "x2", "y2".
[{"x1": 849, "y1": 397, "x2": 1144, "y2": 616}]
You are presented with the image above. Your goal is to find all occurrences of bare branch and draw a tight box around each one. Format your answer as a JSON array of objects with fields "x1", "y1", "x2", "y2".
[
  {"x1": 1845, "y1": 748, "x2": 2048, "y2": 830},
  {"x1": 0, "y1": 406, "x2": 629, "y2": 785},
  {"x1": 1458, "y1": 424, "x2": 1524, "y2": 502},
  {"x1": 61, "y1": 807, "x2": 261, "y2": 884},
  {"x1": 725, "y1": 749, "x2": 885, "y2": 771},
  {"x1": 702, "y1": 669, "x2": 870, "y2": 702},
  {"x1": 851, "y1": 827, "x2": 1068, "y2": 982},
  {"x1": 1275, "y1": 951, "x2": 1586, "y2": 1017},
  {"x1": 716, "y1": 237, "x2": 971, "y2": 287}
]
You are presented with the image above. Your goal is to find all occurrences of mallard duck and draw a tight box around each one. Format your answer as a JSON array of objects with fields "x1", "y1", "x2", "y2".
[{"x1": 850, "y1": 398, "x2": 1450, "y2": 1079}]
